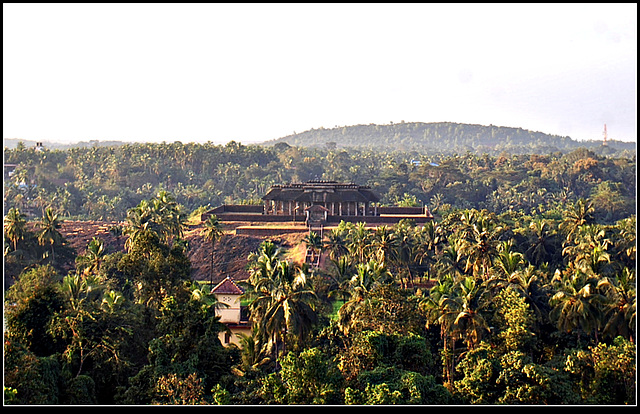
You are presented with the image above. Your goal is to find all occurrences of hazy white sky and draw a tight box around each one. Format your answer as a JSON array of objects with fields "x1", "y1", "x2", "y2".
[{"x1": 3, "y1": 3, "x2": 637, "y2": 144}]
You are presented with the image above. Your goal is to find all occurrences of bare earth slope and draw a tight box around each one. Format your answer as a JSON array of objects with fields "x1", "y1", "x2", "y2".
[{"x1": 59, "y1": 221, "x2": 308, "y2": 285}]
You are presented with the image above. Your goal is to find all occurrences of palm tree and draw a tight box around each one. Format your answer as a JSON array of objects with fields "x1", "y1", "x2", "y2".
[
  {"x1": 560, "y1": 198, "x2": 595, "y2": 243},
  {"x1": 303, "y1": 231, "x2": 323, "y2": 265},
  {"x1": 124, "y1": 193, "x2": 186, "y2": 251},
  {"x1": 123, "y1": 199, "x2": 154, "y2": 251},
  {"x1": 493, "y1": 240, "x2": 525, "y2": 278},
  {"x1": 36, "y1": 207, "x2": 64, "y2": 262},
  {"x1": 550, "y1": 270, "x2": 606, "y2": 343},
  {"x1": 236, "y1": 328, "x2": 271, "y2": 372},
  {"x1": 392, "y1": 220, "x2": 417, "y2": 289},
  {"x1": 337, "y1": 259, "x2": 392, "y2": 335},
  {"x1": 421, "y1": 273, "x2": 459, "y2": 387},
  {"x1": 54, "y1": 271, "x2": 108, "y2": 377},
  {"x1": 262, "y1": 261, "x2": 318, "y2": 353},
  {"x1": 413, "y1": 221, "x2": 444, "y2": 272},
  {"x1": 242, "y1": 242, "x2": 317, "y2": 362},
  {"x1": 507, "y1": 265, "x2": 552, "y2": 324},
  {"x1": 152, "y1": 190, "x2": 186, "y2": 245},
  {"x1": 4, "y1": 207, "x2": 27, "y2": 252},
  {"x1": 203, "y1": 214, "x2": 224, "y2": 286},
  {"x1": 598, "y1": 267, "x2": 636, "y2": 342},
  {"x1": 452, "y1": 276, "x2": 489, "y2": 350},
  {"x1": 525, "y1": 218, "x2": 558, "y2": 266},
  {"x1": 461, "y1": 215, "x2": 502, "y2": 279},
  {"x1": 323, "y1": 228, "x2": 349, "y2": 261},
  {"x1": 562, "y1": 224, "x2": 613, "y2": 276},
  {"x1": 371, "y1": 225, "x2": 399, "y2": 267},
  {"x1": 346, "y1": 222, "x2": 372, "y2": 264},
  {"x1": 325, "y1": 256, "x2": 355, "y2": 305},
  {"x1": 76, "y1": 237, "x2": 106, "y2": 275},
  {"x1": 437, "y1": 236, "x2": 467, "y2": 279},
  {"x1": 613, "y1": 216, "x2": 636, "y2": 269}
]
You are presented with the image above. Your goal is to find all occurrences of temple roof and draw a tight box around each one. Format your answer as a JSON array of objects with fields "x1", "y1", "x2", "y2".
[{"x1": 263, "y1": 180, "x2": 380, "y2": 203}]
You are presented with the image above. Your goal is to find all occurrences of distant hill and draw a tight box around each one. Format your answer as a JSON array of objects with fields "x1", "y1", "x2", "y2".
[
  {"x1": 4, "y1": 122, "x2": 635, "y2": 156},
  {"x1": 3, "y1": 138, "x2": 129, "y2": 150},
  {"x1": 263, "y1": 122, "x2": 636, "y2": 156}
]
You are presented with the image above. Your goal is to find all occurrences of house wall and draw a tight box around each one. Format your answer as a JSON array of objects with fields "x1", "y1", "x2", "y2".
[
  {"x1": 218, "y1": 325, "x2": 252, "y2": 347},
  {"x1": 215, "y1": 294, "x2": 242, "y2": 323}
]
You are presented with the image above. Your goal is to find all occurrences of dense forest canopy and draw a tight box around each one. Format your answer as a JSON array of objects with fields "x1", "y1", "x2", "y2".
[
  {"x1": 3, "y1": 137, "x2": 636, "y2": 223},
  {"x1": 3, "y1": 125, "x2": 637, "y2": 405}
]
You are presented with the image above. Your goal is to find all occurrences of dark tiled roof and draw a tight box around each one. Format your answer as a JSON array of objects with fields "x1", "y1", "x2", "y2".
[
  {"x1": 211, "y1": 277, "x2": 244, "y2": 295},
  {"x1": 262, "y1": 181, "x2": 379, "y2": 202}
]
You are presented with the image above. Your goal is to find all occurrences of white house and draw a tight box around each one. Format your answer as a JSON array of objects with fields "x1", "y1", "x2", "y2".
[{"x1": 211, "y1": 277, "x2": 251, "y2": 347}]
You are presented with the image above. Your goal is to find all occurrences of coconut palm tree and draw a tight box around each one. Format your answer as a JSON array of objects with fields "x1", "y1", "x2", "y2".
[
  {"x1": 525, "y1": 218, "x2": 558, "y2": 267},
  {"x1": 562, "y1": 224, "x2": 613, "y2": 276},
  {"x1": 493, "y1": 240, "x2": 526, "y2": 278},
  {"x1": 598, "y1": 267, "x2": 636, "y2": 342},
  {"x1": 550, "y1": 270, "x2": 606, "y2": 343},
  {"x1": 452, "y1": 276, "x2": 489, "y2": 351},
  {"x1": 4, "y1": 207, "x2": 27, "y2": 252},
  {"x1": 413, "y1": 221, "x2": 444, "y2": 272},
  {"x1": 242, "y1": 242, "x2": 317, "y2": 362},
  {"x1": 75, "y1": 237, "x2": 106, "y2": 275},
  {"x1": 371, "y1": 225, "x2": 399, "y2": 266},
  {"x1": 325, "y1": 256, "x2": 354, "y2": 300},
  {"x1": 506, "y1": 265, "x2": 552, "y2": 324},
  {"x1": 152, "y1": 190, "x2": 186, "y2": 245},
  {"x1": 461, "y1": 215, "x2": 502, "y2": 279},
  {"x1": 560, "y1": 197, "x2": 595, "y2": 243},
  {"x1": 421, "y1": 273, "x2": 460, "y2": 387},
  {"x1": 303, "y1": 231, "x2": 323, "y2": 265},
  {"x1": 392, "y1": 220, "x2": 417, "y2": 289},
  {"x1": 346, "y1": 222, "x2": 372, "y2": 264},
  {"x1": 123, "y1": 199, "x2": 154, "y2": 251},
  {"x1": 337, "y1": 259, "x2": 392, "y2": 335},
  {"x1": 203, "y1": 214, "x2": 224, "y2": 286},
  {"x1": 323, "y1": 228, "x2": 349, "y2": 261},
  {"x1": 36, "y1": 207, "x2": 64, "y2": 262},
  {"x1": 262, "y1": 261, "x2": 318, "y2": 352},
  {"x1": 438, "y1": 236, "x2": 467, "y2": 279}
]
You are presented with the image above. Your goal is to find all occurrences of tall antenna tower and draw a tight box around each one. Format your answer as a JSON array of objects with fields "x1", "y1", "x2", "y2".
[{"x1": 602, "y1": 124, "x2": 608, "y2": 146}]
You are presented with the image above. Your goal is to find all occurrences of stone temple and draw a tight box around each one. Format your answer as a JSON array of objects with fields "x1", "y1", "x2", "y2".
[{"x1": 202, "y1": 180, "x2": 432, "y2": 228}]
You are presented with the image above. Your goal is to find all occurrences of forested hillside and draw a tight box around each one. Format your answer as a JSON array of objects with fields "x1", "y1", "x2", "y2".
[
  {"x1": 266, "y1": 122, "x2": 636, "y2": 156},
  {"x1": 3, "y1": 140, "x2": 636, "y2": 224},
  {"x1": 3, "y1": 137, "x2": 637, "y2": 405}
]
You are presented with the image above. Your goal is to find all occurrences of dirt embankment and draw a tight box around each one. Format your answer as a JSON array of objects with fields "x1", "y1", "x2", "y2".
[
  {"x1": 60, "y1": 220, "x2": 126, "y2": 254},
  {"x1": 186, "y1": 224, "x2": 309, "y2": 284},
  {"x1": 58, "y1": 220, "x2": 309, "y2": 286}
]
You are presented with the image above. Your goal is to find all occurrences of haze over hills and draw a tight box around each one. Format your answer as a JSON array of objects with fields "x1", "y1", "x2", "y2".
[{"x1": 4, "y1": 122, "x2": 636, "y2": 156}]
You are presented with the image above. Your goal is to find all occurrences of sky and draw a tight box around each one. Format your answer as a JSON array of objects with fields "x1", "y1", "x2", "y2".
[{"x1": 3, "y1": 3, "x2": 637, "y2": 145}]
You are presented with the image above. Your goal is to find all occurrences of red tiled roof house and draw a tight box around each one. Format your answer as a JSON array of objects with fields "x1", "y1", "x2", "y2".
[{"x1": 211, "y1": 277, "x2": 251, "y2": 347}]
